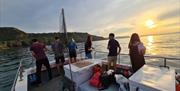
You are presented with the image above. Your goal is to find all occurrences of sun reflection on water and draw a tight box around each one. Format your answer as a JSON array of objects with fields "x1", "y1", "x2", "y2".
[
  {"x1": 147, "y1": 36, "x2": 154, "y2": 43},
  {"x1": 146, "y1": 36, "x2": 156, "y2": 55}
]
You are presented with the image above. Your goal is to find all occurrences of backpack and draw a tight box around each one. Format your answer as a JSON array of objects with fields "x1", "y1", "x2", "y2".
[
  {"x1": 92, "y1": 64, "x2": 101, "y2": 74},
  {"x1": 89, "y1": 72, "x2": 102, "y2": 88},
  {"x1": 99, "y1": 72, "x2": 110, "y2": 88},
  {"x1": 99, "y1": 71, "x2": 116, "y2": 89},
  {"x1": 89, "y1": 64, "x2": 102, "y2": 88}
]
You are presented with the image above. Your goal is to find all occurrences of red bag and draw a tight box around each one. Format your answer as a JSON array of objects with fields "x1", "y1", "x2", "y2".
[
  {"x1": 123, "y1": 70, "x2": 129, "y2": 77},
  {"x1": 92, "y1": 64, "x2": 101, "y2": 74},
  {"x1": 89, "y1": 72, "x2": 102, "y2": 88},
  {"x1": 177, "y1": 84, "x2": 180, "y2": 91}
]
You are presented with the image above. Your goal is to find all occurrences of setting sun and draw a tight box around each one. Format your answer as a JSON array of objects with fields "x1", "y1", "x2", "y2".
[{"x1": 145, "y1": 19, "x2": 156, "y2": 29}]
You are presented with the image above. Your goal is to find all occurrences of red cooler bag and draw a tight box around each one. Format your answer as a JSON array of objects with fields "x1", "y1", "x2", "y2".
[{"x1": 89, "y1": 72, "x2": 102, "y2": 88}]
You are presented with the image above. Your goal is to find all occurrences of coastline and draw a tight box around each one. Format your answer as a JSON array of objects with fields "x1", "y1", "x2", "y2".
[
  {"x1": 0, "y1": 38, "x2": 106, "y2": 51},
  {"x1": 0, "y1": 45, "x2": 9, "y2": 50}
]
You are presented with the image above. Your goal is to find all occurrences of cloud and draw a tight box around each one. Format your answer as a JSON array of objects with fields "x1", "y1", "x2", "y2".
[
  {"x1": 161, "y1": 22, "x2": 180, "y2": 28},
  {"x1": 0, "y1": 0, "x2": 180, "y2": 36},
  {"x1": 157, "y1": 8, "x2": 180, "y2": 21},
  {"x1": 114, "y1": 27, "x2": 133, "y2": 33}
]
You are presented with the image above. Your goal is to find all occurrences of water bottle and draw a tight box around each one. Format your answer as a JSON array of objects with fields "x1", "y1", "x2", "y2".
[
  {"x1": 29, "y1": 75, "x2": 34, "y2": 83},
  {"x1": 29, "y1": 74, "x2": 36, "y2": 83},
  {"x1": 32, "y1": 74, "x2": 36, "y2": 82}
]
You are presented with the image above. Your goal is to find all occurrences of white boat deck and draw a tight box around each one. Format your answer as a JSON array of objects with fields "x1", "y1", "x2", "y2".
[{"x1": 12, "y1": 58, "x2": 177, "y2": 91}]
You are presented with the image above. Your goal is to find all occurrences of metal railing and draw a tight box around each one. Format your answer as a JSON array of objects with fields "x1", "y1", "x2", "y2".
[
  {"x1": 93, "y1": 50, "x2": 180, "y2": 69},
  {"x1": 11, "y1": 60, "x2": 23, "y2": 91},
  {"x1": 10, "y1": 50, "x2": 85, "y2": 91},
  {"x1": 10, "y1": 50, "x2": 180, "y2": 91}
]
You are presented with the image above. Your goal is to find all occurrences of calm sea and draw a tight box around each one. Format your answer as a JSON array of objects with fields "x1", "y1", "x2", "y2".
[{"x1": 0, "y1": 33, "x2": 180, "y2": 91}]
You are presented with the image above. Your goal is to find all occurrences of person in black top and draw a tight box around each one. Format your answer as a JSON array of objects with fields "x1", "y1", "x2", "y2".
[
  {"x1": 128, "y1": 33, "x2": 146, "y2": 73},
  {"x1": 107, "y1": 33, "x2": 121, "y2": 70},
  {"x1": 85, "y1": 35, "x2": 93, "y2": 59}
]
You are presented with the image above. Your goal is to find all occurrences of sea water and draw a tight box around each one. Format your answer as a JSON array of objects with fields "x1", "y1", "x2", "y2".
[{"x1": 0, "y1": 33, "x2": 180, "y2": 91}]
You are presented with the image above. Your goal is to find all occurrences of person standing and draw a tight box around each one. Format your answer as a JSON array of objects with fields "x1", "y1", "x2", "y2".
[
  {"x1": 30, "y1": 39, "x2": 52, "y2": 84},
  {"x1": 85, "y1": 35, "x2": 93, "y2": 59},
  {"x1": 128, "y1": 33, "x2": 146, "y2": 73},
  {"x1": 107, "y1": 33, "x2": 121, "y2": 70},
  {"x1": 51, "y1": 37, "x2": 65, "y2": 75},
  {"x1": 68, "y1": 38, "x2": 78, "y2": 63}
]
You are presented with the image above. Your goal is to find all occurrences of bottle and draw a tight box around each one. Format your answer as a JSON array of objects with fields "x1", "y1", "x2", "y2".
[{"x1": 32, "y1": 74, "x2": 36, "y2": 82}]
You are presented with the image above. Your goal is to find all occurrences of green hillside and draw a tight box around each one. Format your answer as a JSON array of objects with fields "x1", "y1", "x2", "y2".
[
  {"x1": 0, "y1": 27, "x2": 27, "y2": 41},
  {"x1": 0, "y1": 27, "x2": 105, "y2": 49}
]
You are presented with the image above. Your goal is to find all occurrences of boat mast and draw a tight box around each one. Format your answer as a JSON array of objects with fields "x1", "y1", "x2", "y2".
[
  {"x1": 61, "y1": 8, "x2": 68, "y2": 44},
  {"x1": 60, "y1": 8, "x2": 74, "y2": 90}
]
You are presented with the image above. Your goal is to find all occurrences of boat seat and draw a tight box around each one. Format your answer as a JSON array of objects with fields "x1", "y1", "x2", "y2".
[{"x1": 78, "y1": 80, "x2": 119, "y2": 91}]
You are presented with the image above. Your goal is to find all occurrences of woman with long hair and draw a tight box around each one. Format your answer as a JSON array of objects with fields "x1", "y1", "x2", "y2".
[
  {"x1": 85, "y1": 35, "x2": 93, "y2": 59},
  {"x1": 128, "y1": 33, "x2": 146, "y2": 72}
]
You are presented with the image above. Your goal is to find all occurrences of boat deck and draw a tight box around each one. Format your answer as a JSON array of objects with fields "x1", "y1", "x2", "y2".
[
  {"x1": 28, "y1": 68, "x2": 74, "y2": 91},
  {"x1": 12, "y1": 56, "x2": 179, "y2": 91},
  {"x1": 29, "y1": 76, "x2": 62, "y2": 91},
  {"x1": 29, "y1": 76, "x2": 74, "y2": 91}
]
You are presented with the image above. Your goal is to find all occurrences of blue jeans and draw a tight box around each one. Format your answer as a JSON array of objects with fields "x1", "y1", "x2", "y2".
[{"x1": 85, "y1": 53, "x2": 92, "y2": 59}]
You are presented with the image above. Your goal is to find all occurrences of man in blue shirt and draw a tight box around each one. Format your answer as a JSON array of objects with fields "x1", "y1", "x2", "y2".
[{"x1": 68, "y1": 38, "x2": 78, "y2": 63}]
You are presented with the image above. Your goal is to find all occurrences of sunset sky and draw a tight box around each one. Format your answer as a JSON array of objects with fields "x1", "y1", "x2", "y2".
[{"x1": 0, "y1": 0, "x2": 180, "y2": 37}]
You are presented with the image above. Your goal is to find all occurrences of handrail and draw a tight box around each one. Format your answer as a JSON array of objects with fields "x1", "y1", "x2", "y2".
[
  {"x1": 11, "y1": 60, "x2": 23, "y2": 91},
  {"x1": 10, "y1": 50, "x2": 180, "y2": 91},
  {"x1": 93, "y1": 50, "x2": 180, "y2": 69},
  {"x1": 94, "y1": 50, "x2": 180, "y2": 60}
]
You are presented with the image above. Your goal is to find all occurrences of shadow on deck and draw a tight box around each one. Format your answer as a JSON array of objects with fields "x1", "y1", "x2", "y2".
[{"x1": 28, "y1": 68, "x2": 74, "y2": 91}]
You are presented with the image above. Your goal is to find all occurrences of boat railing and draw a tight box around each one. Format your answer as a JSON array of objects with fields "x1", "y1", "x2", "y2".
[
  {"x1": 11, "y1": 60, "x2": 23, "y2": 91},
  {"x1": 11, "y1": 49, "x2": 180, "y2": 91},
  {"x1": 93, "y1": 50, "x2": 180, "y2": 69}
]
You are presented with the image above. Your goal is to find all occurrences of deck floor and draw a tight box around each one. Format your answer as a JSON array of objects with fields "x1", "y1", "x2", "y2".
[
  {"x1": 28, "y1": 68, "x2": 74, "y2": 91},
  {"x1": 29, "y1": 75, "x2": 74, "y2": 91},
  {"x1": 29, "y1": 76, "x2": 61, "y2": 91}
]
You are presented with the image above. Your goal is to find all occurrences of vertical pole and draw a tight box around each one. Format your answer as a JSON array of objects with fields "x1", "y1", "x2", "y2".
[
  {"x1": 62, "y1": 8, "x2": 68, "y2": 44},
  {"x1": 61, "y1": 8, "x2": 75, "y2": 90},
  {"x1": 164, "y1": 58, "x2": 166, "y2": 67},
  {"x1": 94, "y1": 51, "x2": 96, "y2": 59},
  {"x1": 118, "y1": 53, "x2": 120, "y2": 64}
]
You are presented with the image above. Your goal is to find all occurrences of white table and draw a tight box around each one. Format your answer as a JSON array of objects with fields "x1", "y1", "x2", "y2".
[
  {"x1": 64, "y1": 59, "x2": 104, "y2": 90},
  {"x1": 129, "y1": 65, "x2": 175, "y2": 91}
]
